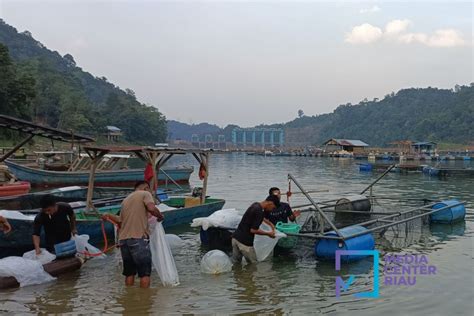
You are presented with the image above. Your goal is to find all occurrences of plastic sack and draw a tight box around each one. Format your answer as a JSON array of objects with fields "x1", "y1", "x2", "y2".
[
  {"x1": 254, "y1": 222, "x2": 286, "y2": 262},
  {"x1": 200, "y1": 250, "x2": 232, "y2": 274},
  {"x1": 23, "y1": 249, "x2": 56, "y2": 264},
  {"x1": 191, "y1": 209, "x2": 242, "y2": 231},
  {"x1": 0, "y1": 257, "x2": 56, "y2": 287},
  {"x1": 73, "y1": 234, "x2": 106, "y2": 259},
  {"x1": 149, "y1": 221, "x2": 179, "y2": 286},
  {"x1": 165, "y1": 234, "x2": 184, "y2": 250},
  {"x1": 0, "y1": 210, "x2": 35, "y2": 221}
]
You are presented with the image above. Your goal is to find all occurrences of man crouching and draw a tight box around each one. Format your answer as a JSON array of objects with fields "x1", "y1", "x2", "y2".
[{"x1": 102, "y1": 181, "x2": 164, "y2": 288}]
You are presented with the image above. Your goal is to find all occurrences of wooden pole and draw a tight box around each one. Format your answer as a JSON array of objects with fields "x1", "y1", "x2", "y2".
[
  {"x1": 85, "y1": 150, "x2": 106, "y2": 210},
  {"x1": 0, "y1": 134, "x2": 35, "y2": 162},
  {"x1": 201, "y1": 152, "x2": 210, "y2": 204}
]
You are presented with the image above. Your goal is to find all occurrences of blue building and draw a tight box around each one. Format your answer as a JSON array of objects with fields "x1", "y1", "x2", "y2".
[{"x1": 231, "y1": 128, "x2": 284, "y2": 148}]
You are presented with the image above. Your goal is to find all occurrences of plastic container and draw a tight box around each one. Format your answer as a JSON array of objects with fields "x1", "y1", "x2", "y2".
[
  {"x1": 156, "y1": 189, "x2": 170, "y2": 202},
  {"x1": 430, "y1": 200, "x2": 465, "y2": 224},
  {"x1": 54, "y1": 239, "x2": 77, "y2": 258},
  {"x1": 276, "y1": 222, "x2": 301, "y2": 249},
  {"x1": 359, "y1": 163, "x2": 373, "y2": 172},
  {"x1": 315, "y1": 225, "x2": 374, "y2": 262}
]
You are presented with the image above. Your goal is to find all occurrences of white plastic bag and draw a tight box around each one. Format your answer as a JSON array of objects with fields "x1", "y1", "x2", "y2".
[
  {"x1": 0, "y1": 257, "x2": 56, "y2": 287},
  {"x1": 73, "y1": 235, "x2": 106, "y2": 259},
  {"x1": 191, "y1": 209, "x2": 242, "y2": 230},
  {"x1": 149, "y1": 221, "x2": 179, "y2": 286},
  {"x1": 254, "y1": 222, "x2": 286, "y2": 262},
  {"x1": 23, "y1": 249, "x2": 56, "y2": 264},
  {"x1": 200, "y1": 250, "x2": 232, "y2": 274},
  {"x1": 165, "y1": 234, "x2": 184, "y2": 250}
]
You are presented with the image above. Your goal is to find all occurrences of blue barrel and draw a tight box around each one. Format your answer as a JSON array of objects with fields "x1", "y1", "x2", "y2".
[
  {"x1": 430, "y1": 200, "x2": 465, "y2": 223},
  {"x1": 359, "y1": 163, "x2": 373, "y2": 172},
  {"x1": 463, "y1": 156, "x2": 471, "y2": 161},
  {"x1": 315, "y1": 225, "x2": 375, "y2": 262},
  {"x1": 54, "y1": 239, "x2": 77, "y2": 258}
]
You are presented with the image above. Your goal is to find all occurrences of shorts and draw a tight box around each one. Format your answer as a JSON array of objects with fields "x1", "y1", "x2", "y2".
[
  {"x1": 119, "y1": 238, "x2": 152, "y2": 278},
  {"x1": 232, "y1": 238, "x2": 258, "y2": 264}
]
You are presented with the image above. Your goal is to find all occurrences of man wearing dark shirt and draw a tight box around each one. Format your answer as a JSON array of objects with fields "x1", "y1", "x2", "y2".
[
  {"x1": 33, "y1": 195, "x2": 77, "y2": 255},
  {"x1": 265, "y1": 187, "x2": 301, "y2": 225},
  {"x1": 232, "y1": 195, "x2": 279, "y2": 264}
]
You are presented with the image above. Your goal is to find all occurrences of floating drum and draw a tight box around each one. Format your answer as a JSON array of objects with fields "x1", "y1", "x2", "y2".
[
  {"x1": 430, "y1": 200, "x2": 465, "y2": 224},
  {"x1": 359, "y1": 163, "x2": 373, "y2": 172},
  {"x1": 335, "y1": 195, "x2": 371, "y2": 213},
  {"x1": 315, "y1": 225, "x2": 375, "y2": 262}
]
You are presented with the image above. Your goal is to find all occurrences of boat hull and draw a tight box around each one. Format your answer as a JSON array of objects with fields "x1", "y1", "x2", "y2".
[
  {"x1": 0, "y1": 181, "x2": 31, "y2": 197},
  {"x1": 0, "y1": 199, "x2": 225, "y2": 253},
  {"x1": 5, "y1": 161, "x2": 193, "y2": 187}
]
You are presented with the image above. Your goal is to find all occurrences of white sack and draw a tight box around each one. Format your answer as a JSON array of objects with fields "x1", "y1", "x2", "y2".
[
  {"x1": 73, "y1": 234, "x2": 106, "y2": 259},
  {"x1": 200, "y1": 250, "x2": 232, "y2": 274},
  {"x1": 191, "y1": 209, "x2": 242, "y2": 231},
  {"x1": 0, "y1": 257, "x2": 56, "y2": 287},
  {"x1": 22, "y1": 249, "x2": 56, "y2": 264},
  {"x1": 149, "y1": 221, "x2": 179, "y2": 286},
  {"x1": 0, "y1": 210, "x2": 35, "y2": 221}
]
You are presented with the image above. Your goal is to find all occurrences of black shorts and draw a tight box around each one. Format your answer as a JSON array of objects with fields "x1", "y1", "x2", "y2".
[{"x1": 119, "y1": 238, "x2": 152, "y2": 278}]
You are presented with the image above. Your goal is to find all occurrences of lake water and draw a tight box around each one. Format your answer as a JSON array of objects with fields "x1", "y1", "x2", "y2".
[{"x1": 1, "y1": 153, "x2": 473, "y2": 315}]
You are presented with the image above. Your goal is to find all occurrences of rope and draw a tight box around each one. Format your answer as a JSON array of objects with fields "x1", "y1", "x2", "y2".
[{"x1": 77, "y1": 218, "x2": 119, "y2": 258}]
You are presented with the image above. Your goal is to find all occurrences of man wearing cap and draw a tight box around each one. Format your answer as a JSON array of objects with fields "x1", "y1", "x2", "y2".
[{"x1": 231, "y1": 195, "x2": 279, "y2": 264}]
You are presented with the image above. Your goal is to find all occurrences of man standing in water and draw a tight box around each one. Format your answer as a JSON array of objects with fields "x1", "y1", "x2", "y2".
[
  {"x1": 231, "y1": 195, "x2": 279, "y2": 264},
  {"x1": 265, "y1": 187, "x2": 301, "y2": 225},
  {"x1": 33, "y1": 195, "x2": 77, "y2": 255},
  {"x1": 102, "y1": 181, "x2": 164, "y2": 289}
]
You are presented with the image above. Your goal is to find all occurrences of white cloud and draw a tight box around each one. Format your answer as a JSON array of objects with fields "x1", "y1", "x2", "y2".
[
  {"x1": 345, "y1": 23, "x2": 383, "y2": 44},
  {"x1": 346, "y1": 20, "x2": 466, "y2": 48},
  {"x1": 360, "y1": 5, "x2": 381, "y2": 14},
  {"x1": 385, "y1": 19, "x2": 411, "y2": 35}
]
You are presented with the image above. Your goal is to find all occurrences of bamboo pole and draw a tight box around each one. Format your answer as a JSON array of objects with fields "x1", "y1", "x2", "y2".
[
  {"x1": 0, "y1": 134, "x2": 35, "y2": 162},
  {"x1": 201, "y1": 152, "x2": 210, "y2": 204},
  {"x1": 360, "y1": 164, "x2": 396, "y2": 194}
]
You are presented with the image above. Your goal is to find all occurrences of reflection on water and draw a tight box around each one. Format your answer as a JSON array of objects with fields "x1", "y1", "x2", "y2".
[{"x1": 0, "y1": 154, "x2": 472, "y2": 315}]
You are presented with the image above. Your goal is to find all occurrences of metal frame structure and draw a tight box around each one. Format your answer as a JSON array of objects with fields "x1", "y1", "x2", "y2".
[{"x1": 285, "y1": 173, "x2": 465, "y2": 241}]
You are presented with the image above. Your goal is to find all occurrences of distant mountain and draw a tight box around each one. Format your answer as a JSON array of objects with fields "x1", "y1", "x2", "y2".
[
  {"x1": 278, "y1": 86, "x2": 473, "y2": 146},
  {"x1": 0, "y1": 19, "x2": 166, "y2": 144},
  {"x1": 167, "y1": 120, "x2": 222, "y2": 141}
]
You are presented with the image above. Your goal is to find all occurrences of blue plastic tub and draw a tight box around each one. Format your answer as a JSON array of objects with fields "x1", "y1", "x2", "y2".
[
  {"x1": 430, "y1": 200, "x2": 465, "y2": 224},
  {"x1": 54, "y1": 239, "x2": 77, "y2": 258},
  {"x1": 315, "y1": 225, "x2": 375, "y2": 262}
]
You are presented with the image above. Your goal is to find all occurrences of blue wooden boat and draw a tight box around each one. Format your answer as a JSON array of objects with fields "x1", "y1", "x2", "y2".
[
  {"x1": 5, "y1": 160, "x2": 193, "y2": 187},
  {"x1": 0, "y1": 197, "x2": 225, "y2": 253}
]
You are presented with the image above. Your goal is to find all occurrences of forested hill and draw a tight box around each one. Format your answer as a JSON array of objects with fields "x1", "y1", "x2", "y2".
[
  {"x1": 271, "y1": 85, "x2": 473, "y2": 146},
  {"x1": 0, "y1": 19, "x2": 166, "y2": 144}
]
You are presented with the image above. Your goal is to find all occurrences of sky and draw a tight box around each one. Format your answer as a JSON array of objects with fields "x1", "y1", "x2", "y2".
[{"x1": 0, "y1": 0, "x2": 472, "y2": 127}]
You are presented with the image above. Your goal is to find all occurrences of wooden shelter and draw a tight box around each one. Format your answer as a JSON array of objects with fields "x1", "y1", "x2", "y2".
[
  {"x1": 81, "y1": 146, "x2": 212, "y2": 209},
  {"x1": 0, "y1": 114, "x2": 94, "y2": 163}
]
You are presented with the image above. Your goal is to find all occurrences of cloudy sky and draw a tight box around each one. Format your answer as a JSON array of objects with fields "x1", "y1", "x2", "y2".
[{"x1": 0, "y1": 1, "x2": 472, "y2": 126}]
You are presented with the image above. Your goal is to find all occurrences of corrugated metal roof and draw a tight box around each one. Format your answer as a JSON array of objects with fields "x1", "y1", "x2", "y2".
[
  {"x1": 412, "y1": 141, "x2": 436, "y2": 146},
  {"x1": 332, "y1": 139, "x2": 369, "y2": 147},
  {"x1": 106, "y1": 125, "x2": 121, "y2": 132}
]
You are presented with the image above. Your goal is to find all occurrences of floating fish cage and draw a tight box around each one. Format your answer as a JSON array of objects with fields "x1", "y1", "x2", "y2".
[{"x1": 286, "y1": 173, "x2": 467, "y2": 262}]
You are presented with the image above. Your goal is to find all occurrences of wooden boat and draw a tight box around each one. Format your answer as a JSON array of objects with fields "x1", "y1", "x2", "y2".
[
  {"x1": 0, "y1": 186, "x2": 131, "y2": 211},
  {"x1": 0, "y1": 196, "x2": 225, "y2": 251},
  {"x1": 0, "y1": 181, "x2": 31, "y2": 197},
  {"x1": 5, "y1": 160, "x2": 193, "y2": 188}
]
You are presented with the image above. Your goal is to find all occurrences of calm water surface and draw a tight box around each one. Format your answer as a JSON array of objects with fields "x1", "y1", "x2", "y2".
[{"x1": 1, "y1": 153, "x2": 473, "y2": 315}]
